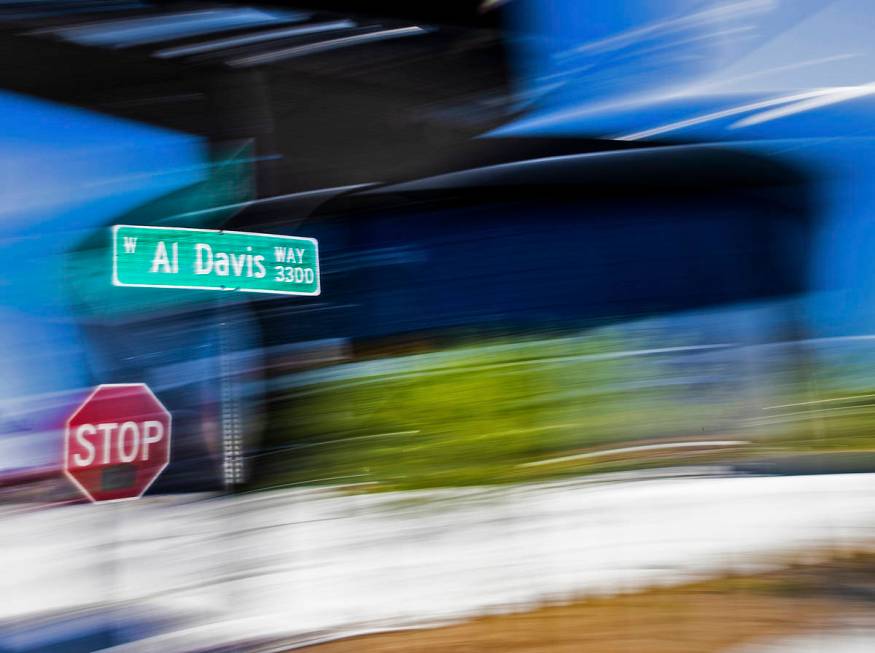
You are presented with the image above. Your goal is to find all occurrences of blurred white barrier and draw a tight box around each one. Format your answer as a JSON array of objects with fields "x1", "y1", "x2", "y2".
[
  {"x1": 730, "y1": 627, "x2": 875, "y2": 652},
  {"x1": 2, "y1": 472, "x2": 874, "y2": 650}
]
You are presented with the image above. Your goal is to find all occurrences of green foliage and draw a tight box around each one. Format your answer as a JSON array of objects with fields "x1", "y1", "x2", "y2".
[
  {"x1": 255, "y1": 333, "x2": 721, "y2": 491},
  {"x1": 252, "y1": 333, "x2": 875, "y2": 492}
]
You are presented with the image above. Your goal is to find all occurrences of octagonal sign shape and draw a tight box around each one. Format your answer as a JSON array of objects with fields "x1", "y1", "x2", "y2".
[{"x1": 64, "y1": 383, "x2": 171, "y2": 502}]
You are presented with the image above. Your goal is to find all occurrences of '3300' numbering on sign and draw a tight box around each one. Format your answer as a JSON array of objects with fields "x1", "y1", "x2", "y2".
[{"x1": 274, "y1": 265, "x2": 316, "y2": 284}]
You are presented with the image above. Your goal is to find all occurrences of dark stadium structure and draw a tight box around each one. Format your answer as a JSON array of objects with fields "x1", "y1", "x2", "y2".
[{"x1": 0, "y1": 1, "x2": 814, "y2": 496}]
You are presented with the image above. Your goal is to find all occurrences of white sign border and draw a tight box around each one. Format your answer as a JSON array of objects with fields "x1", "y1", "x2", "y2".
[{"x1": 111, "y1": 224, "x2": 322, "y2": 297}]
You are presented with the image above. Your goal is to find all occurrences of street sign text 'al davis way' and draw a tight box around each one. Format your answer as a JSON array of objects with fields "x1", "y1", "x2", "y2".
[{"x1": 113, "y1": 225, "x2": 320, "y2": 295}]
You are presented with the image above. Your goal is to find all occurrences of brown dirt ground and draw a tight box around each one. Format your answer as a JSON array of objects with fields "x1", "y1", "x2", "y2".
[{"x1": 292, "y1": 554, "x2": 875, "y2": 653}]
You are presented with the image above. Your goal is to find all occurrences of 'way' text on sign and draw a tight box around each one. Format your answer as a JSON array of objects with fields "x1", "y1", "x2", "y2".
[{"x1": 112, "y1": 225, "x2": 320, "y2": 296}]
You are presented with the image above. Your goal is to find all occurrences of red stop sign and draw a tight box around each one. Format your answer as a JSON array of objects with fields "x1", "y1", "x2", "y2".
[{"x1": 64, "y1": 383, "x2": 171, "y2": 502}]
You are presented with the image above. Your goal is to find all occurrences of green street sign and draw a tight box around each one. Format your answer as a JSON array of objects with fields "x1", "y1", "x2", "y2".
[{"x1": 112, "y1": 225, "x2": 320, "y2": 296}]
